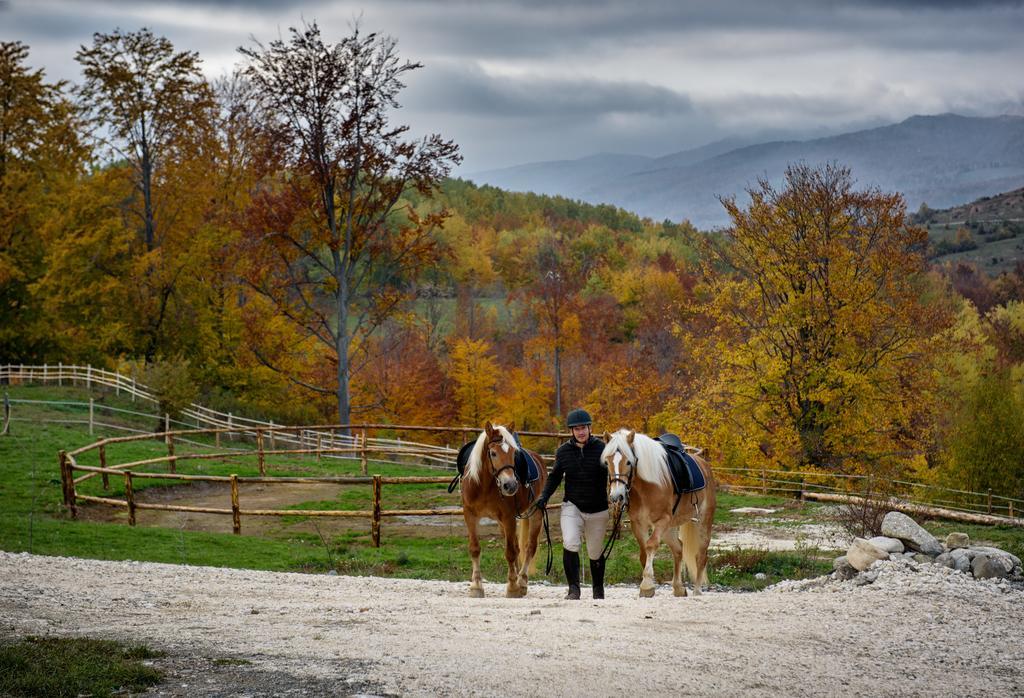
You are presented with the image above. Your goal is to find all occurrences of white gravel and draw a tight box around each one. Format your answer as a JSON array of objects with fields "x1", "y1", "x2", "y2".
[{"x1": 2, "y1": 551, "x2": 1023, "y2": 696}]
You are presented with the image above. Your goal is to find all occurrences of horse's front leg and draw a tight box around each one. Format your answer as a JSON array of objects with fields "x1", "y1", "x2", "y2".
[
  {"x1": 516, "y1": 511, "x2": 542, "y2": 592},
  {"x1": 664, "y1": 524, "x2": 686, "y2": 597},
  {"x1": 464, "y1": 510, "x2": 485, "y2": 598},
  {"x1": 498, "y1": 513, "x2": 524, "y2": 598},
  {"x1": 639, "y1": 516, "x2": 672, "y2": 597}
]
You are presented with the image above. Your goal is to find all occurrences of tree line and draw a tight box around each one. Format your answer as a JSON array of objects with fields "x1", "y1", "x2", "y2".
[{"x1": 1, "y1": 23, "x2": 1022, "y2": 498}]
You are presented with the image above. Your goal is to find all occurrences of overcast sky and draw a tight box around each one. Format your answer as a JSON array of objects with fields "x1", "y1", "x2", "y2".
[{"x1": 3, "y1": 0, "x2": 1024, "y2": 172}]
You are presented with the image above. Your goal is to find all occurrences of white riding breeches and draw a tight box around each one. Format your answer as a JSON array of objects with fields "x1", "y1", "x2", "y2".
[{"x1": 560, "y1": 501, "x2": 609, "y2": 560}]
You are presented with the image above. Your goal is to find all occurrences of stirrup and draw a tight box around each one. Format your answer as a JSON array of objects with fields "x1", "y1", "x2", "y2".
[{"x1": 690, "y1": 496, "x2": 701, "y2": 523}]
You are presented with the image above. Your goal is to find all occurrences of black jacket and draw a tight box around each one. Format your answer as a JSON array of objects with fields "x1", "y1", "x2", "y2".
[{"x1": 539, "y1": 435, "x2": 607, "y2": 514}]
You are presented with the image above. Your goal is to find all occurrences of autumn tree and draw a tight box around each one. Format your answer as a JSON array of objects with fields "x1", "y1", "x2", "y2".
[
  {"x1": 75, "y1": 28, "x2": 212, "y2": 252},
  {"x1": 0, "y1": 41, "x2": 85, "y2": 360},
  {"x1": 75, "y1": 28, "x2": 217, "y2": 359},
  {"x1": 237, "y1": 22, "x2": 460, "y2": 428},
  {"x1": 448, "y1": 337, "x2": 499, "y2": 427},
  {"x1": 683, "y1": 163, "x2": 950, "y2": 471}
]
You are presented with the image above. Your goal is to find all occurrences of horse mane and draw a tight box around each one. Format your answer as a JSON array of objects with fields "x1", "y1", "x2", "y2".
[
  {"x1": 602, "y1": 429, "x2": 670, "y2": 488},
  {"x1": 463, "y1": 424, "x2": 517, "y2": 484}
]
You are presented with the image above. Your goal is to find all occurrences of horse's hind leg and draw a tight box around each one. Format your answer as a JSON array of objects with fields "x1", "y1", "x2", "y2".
[
  {"x1": 665, "y1": 524, "x2": 686, "y2": 597},
  {"x1": 464, "y1": 512, "x2": 485, "y2": 598}
]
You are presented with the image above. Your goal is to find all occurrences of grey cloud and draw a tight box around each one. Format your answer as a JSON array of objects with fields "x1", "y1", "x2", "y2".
[{"x1": 405, "y1": 63, "x2": 692, "y2": 119}]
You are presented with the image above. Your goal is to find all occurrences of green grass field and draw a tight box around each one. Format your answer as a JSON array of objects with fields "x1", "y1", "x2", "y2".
[{"x1": 5, "y1": 384, "x2": 1021, "y2": 592}]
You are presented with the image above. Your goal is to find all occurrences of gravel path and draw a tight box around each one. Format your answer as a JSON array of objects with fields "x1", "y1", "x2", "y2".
[{"x1": 2, "y1": 551, "x2": 1023, "y2": 696}]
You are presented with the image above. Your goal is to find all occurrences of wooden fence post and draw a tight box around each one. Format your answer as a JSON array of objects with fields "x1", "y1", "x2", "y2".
[
  {"x1": 269, "y1": 421, "x2": 275, "y2": 450},
  {"x1": 89, "y1": 398, "x2": 94, "y2": 436},
  {"x1": 987, "y1": 489, "x2": 993, "y2": 514},
  {"x1": 370, "y1": 474, "x2": 382, "y2": 544},
  {"x1": 166, "y1": 432, "x2": 175, "y2": 474},
  {"x1": 58, "y1": 361, "x2": 62, "y2": 386},
  {"x1": 86, "y1": 364, "x2": 92, "y2": 389},
  {"x1": 257, "y1": 429, "x2": 266, "y2": 476},
  {"x1": 230, "y1": 474, "x2": 241, "y2": 535},
  {"x1": 761, "y1": 466, "x2": 766, "y2": 495},
  {"x1": 360, "y1": 429, "x2": 368, "y2": 475},
  {"x1": 317, "y1": 433, "x2": 322, "y2": 466},
  {"x1": 99, "y1": 443, "x2": 109, "y2": 490},
  {"x1": 58, "y1": 450, "x2": 70, "y2": 508},
  {"x1": 125, "y1": 472, "x2": 136, "y2": 526},
  {"x1": 1010, "y1": 500, "x2": 1015, "y2": 519}
]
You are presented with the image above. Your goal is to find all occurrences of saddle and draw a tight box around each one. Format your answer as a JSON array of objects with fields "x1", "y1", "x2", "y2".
[{"x1": 654, "y1": 433, "x2": 706, "y2": 495}]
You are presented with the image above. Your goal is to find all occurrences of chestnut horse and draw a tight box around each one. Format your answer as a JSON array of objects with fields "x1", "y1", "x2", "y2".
[
  {"x1": 460, "y1": 422, "x2": 548, "y2": 598},
  {"x1": 601, "y1": 429, "x2": 716, "y2": 597}
]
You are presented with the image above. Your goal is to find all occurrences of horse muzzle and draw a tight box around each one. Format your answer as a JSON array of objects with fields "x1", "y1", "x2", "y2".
[
  {"x1": 500, "y1": 479, "x2": 520, "y2": 496},
  {"x1": 608, "y1": 484, "x2": 627, "y2": 506}
]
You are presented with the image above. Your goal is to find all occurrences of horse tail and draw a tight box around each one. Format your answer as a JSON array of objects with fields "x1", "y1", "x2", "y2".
[
  {"x1": 680, "y1": 457, "x2": 716, "y2": 590},
  {"x1": 680, "y1": 519, "x2": 708, "y2": 588}
]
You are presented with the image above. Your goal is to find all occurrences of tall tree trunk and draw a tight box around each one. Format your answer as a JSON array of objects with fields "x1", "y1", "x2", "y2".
[{"x1": 554, "y1": 342, "x2": 562, "y2": 418}]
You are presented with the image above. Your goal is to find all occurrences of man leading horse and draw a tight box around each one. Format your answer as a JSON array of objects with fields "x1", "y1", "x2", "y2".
[{"x1": 535, "y1": 408, "x2": 608, "y2": 600}]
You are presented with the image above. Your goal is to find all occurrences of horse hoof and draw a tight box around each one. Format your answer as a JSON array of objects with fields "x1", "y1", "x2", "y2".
[
  {"x1": 506, "y1": 587, "x2": 526, "y2": 598},
  {"x1": 469, "y1": 587, "x2": 484, "y2": 598},
  {"x1": 639, "y1": 585, "x2": 656, "y2": 598},
  {"x1": 673, "y1": 586, "x2": 687, "y2": 597}
]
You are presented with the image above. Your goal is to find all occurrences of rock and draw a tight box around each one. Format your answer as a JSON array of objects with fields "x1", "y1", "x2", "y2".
[
  {"x1": 934, "y1": 553, "x2": 955, "y2": 569},
  {"x1": 847, "y1": 538, "x2": 889, "y2": 571},
  {"x1": 972, "y1": 555, "x2": 1014, "y2": 580},
  {"x1": 945, "y1": 532, "x2": 970, "y2": 549},
  {"x1": 913, "y1": 553, "x2": 934, "y2": 564},
  {"x1": 833, "y1": 556, "x2": 858, "y2": 580},
  {"x1": 880, "y1": 511, "x2": 943, "y2": 556},
  {"x1": 968, "y1": 546, "x2": 1021, "y2": 568},
  {"x1": 950, "y1": 548, "x2": 972, "y2": 574},
  {"x1": 867, "y1": 536, "x2": 905, "y2": 554}
]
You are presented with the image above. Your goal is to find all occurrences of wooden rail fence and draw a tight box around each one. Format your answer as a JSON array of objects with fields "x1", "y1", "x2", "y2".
[{"x1": 58, "y1": 423, "x2": 566, "y2": 546}]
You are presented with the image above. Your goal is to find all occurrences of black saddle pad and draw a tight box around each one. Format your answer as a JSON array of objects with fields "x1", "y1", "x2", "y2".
[
  {"x1": 456, "y1": 440, "x2": 475, "y2": 477},
  {"x1": 514, "y1": 448, "x2": 541, "y2": 484},
  {"x1": 655, "y1": 434, "x2": 706, "y2": 495}
]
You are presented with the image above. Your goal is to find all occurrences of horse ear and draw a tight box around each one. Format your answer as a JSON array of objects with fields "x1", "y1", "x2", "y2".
[
  {"x1": 603, "y1": 431, "x2": 611, "y2": 443},
  {"x1": 484, "y1": 421, "x2": 494, "y2": 437},
  {"x1": 507, "y1": 420, "x2": 516, "y2": 434},
  {"x1": 627, "y1": 430, "x2": 635, "y2": 446}
]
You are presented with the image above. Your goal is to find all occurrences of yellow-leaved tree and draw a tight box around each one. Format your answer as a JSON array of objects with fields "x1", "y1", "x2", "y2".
[
  {"x1": 448, "y1": 338, "x2": 499, "y2": 427},
  {"x1": 671, "y1": 163, "x2": 952, "y2": 474}
]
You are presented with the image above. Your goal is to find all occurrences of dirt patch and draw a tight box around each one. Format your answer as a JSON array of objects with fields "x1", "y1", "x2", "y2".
[
  {"x1": 83, "y1": 480, "x2": 499, "y2": 541},
  {"x1": 2, "y1": 552, "x2": 1022, "y2": 696}
]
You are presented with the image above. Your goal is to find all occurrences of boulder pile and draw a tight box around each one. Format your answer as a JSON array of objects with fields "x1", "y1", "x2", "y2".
[{"x1": 833, "y1": 511, "x2": 1022, "y2": 584}]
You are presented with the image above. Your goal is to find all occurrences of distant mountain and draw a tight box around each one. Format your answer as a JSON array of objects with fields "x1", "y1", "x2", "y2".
[
  {"x1": 916, "y1": 186, "x2": 1024, "y2": 225},
  {"x1": 468, "y1": 115, "x2": 1024, "y2": 229}
]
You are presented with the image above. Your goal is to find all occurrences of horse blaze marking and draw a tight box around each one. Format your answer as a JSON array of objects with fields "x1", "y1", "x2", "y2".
[
  {"x1": 612, "y1": 452, "x2": 622, "y2": 475},
  {"x1": 501, "y1": 442, "x2": 510, "y2": 453}
]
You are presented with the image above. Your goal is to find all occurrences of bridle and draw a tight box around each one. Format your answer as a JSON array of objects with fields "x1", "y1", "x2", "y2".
[
  {"x1": 600, "y1": 443, "x2": 636, "y2": 561},
  {"x1": 485, "y1": 436, "x2": 519, "y2": 490}
]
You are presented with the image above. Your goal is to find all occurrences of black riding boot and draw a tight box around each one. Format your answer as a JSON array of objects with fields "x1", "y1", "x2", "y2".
[
  {"x1": 590, "y1": 557, "x2": 605, "y2": 599},
  {"x1": 563, "y1": 549, "x2": 581, "y2": 600}
]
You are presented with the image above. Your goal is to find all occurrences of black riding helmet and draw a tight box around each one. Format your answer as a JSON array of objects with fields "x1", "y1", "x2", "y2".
[{"x1": 566, "y1": 408, "x2": 592, "y2": 427}]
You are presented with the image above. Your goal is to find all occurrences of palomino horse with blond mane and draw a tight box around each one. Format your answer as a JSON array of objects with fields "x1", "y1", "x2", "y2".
[
  {"x1": 459, "y1": 421, "x2": 548, "y2": 598},
  {"x1": 601, "y1": 429, "x2": 716, "y2": 597}
]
